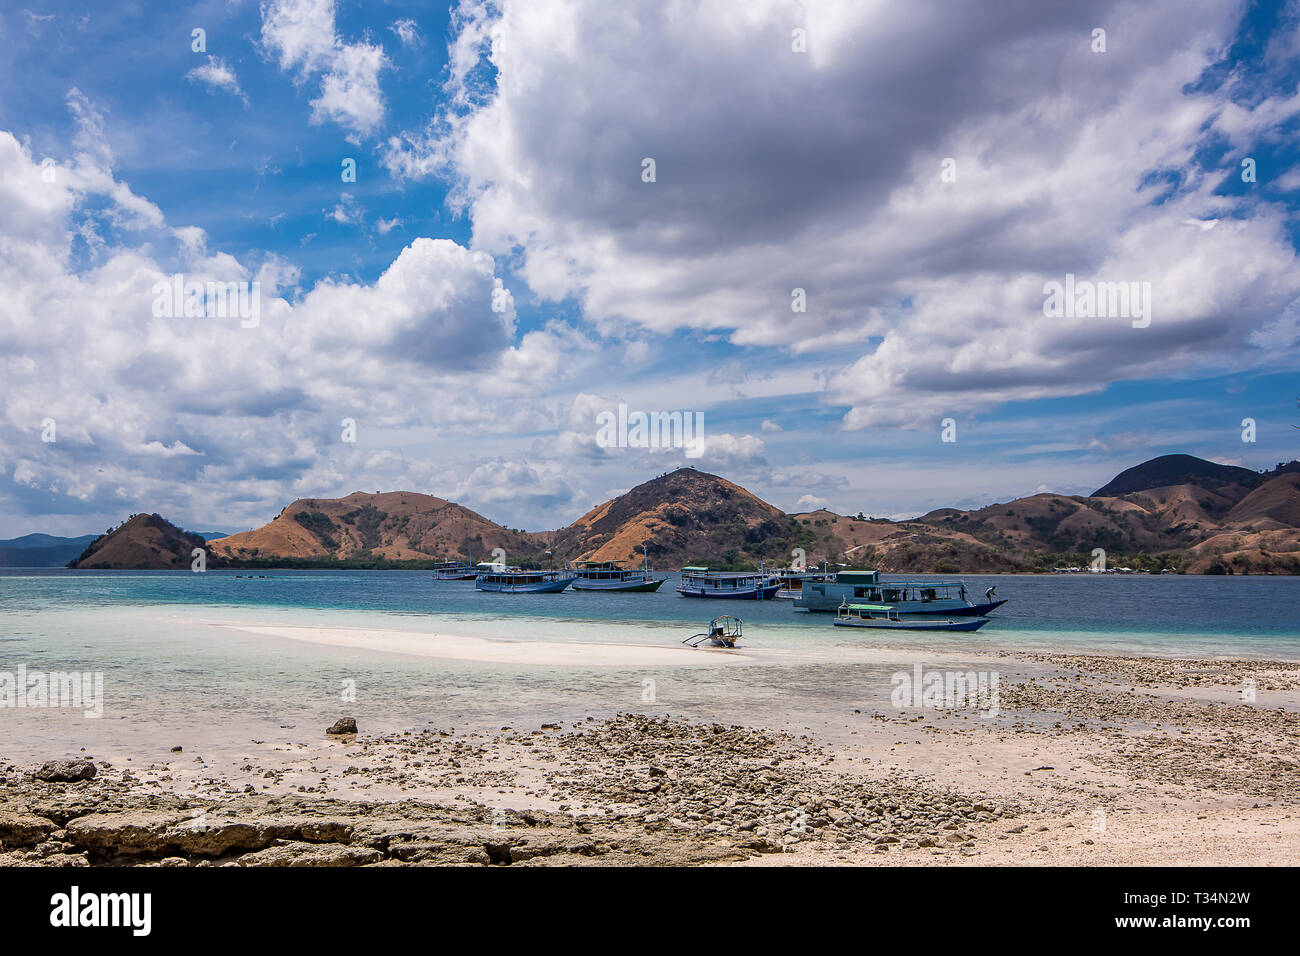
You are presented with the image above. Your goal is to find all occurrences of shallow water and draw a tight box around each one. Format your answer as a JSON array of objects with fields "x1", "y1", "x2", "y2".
[{"x1": 0, "y1": 570, "x2": 1296, "y2": 763}]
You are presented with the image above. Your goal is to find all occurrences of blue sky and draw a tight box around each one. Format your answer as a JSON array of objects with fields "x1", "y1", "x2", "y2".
[{"x1": 0, "y1": 0, "x2": 1297, "y2": 537}]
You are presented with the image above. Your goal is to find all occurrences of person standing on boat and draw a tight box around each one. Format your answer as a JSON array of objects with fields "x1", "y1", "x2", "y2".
[
  {"x1": 959, "y1": 584, "x2": 968, "y2": 602},
  {"x1": 985, "y1": 585, "x2": 996, "y2": 605}
]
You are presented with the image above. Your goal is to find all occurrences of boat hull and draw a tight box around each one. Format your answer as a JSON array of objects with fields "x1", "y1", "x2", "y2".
[
  {"x1": 677, "y1": 583, "x2": 782, "y2": 600},
  {"x1": 572, "y1": 577, "x2": 665, "y2": 592},
  {"x1": 833, "y1": 617, "x2": 990, "y2": 631},
  {"x1": 796, "y1": 588, "x2": 1006, "y2": 615},
  {"x1": 476, "y1": 577, "x2": 576, "y2": 593}
]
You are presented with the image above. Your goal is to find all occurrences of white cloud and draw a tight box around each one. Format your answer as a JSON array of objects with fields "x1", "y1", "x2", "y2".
[
  {"x1": 260, "y1": 0, "x2": 389, "y2": 138},
  {"x1": 387, "y1": 0, "x2": 1300, "y2": 431},
  {"x1": 390, "y1": 18, "x2": 420, "y2": 48},
  {"x1": 186, "y1": 56, "x2": 246, "y2": 102}
]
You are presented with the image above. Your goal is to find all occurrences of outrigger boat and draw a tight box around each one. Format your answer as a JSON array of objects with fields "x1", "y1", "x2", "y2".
[
  {"x1": 431, "y1": 560, "x2": 479, "y2": 580},
  {"x1": 475, "y1": 568, "x2": 577, "y2": 593},
  {"x1": 795, "y1": 570, "x2": 1005, "y2": 616},
  {"x1": 683, "y1": 615, "x2": 743, "y2": 648},
  {"x1": 677, "y1": 567, "x2": 781, "y2": 600},
  {"x1": 834, "y1": 601, "x2": 990, "y2": 632},
  {"x1": 567, "y1": 546, "x2": 666, "y2": 592}
]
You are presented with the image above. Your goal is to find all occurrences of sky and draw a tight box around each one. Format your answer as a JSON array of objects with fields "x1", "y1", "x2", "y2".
[{"x1": 0, "y1": 0, "x2": 1298, "y2": 537}]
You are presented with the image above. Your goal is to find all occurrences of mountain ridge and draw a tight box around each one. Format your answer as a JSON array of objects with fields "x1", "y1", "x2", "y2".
[{"x1": 67, "y1": 455, "x2": 1300, "y2": 573}]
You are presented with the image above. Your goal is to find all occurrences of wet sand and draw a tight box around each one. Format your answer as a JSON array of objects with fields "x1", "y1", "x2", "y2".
[{"x1": 2, "y1": 641, "x2": 1297, "y2": 866}]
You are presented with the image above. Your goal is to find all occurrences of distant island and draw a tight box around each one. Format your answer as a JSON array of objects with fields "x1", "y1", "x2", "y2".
[{"x1": 63, "y1": 454, "x2": 1300, "y2": 574}]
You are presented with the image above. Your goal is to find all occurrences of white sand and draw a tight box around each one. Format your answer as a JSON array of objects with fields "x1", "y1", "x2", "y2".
[{"x1": 223, "y1": 622, "x2": 752, "y2": 666}]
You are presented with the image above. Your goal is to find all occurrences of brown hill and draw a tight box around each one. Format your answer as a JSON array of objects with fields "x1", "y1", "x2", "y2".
[
  {"x1": 1224, "y1": 474, "x2": 1300, "y2": 530},
  {"x1": 548, "y1": 468, "x2": 798, "y2": 568},
  {"x1": 68, "y1": 456, "x2": 1300, "y2": 573},
  {"x1": 70, "y1": 514, "x2": 208, "y2": 570},
  {"x1": 208, "y1": 491, "x2": 543, "y2": 564}
]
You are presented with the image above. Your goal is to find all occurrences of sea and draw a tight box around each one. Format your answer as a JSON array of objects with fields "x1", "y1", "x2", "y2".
[{"x1": 0, "y1": 569, "x2": 1296, "y2": 765}]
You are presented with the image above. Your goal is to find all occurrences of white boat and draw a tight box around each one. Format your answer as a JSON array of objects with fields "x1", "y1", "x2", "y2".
[
  {"x1": 431, "y1": 560, "x2": 478, "y2": 580},
  {"x1": 795, "y1": 570, "x2": 1005, "y2": 616},
  {"x1": 677, "y1": 567, "x2": 781, "y2": 600},
  {"x1": 767, "y1": 566, "x2": 835, "y2": 600},
  {"x1": 834, "y1": 602, "x2": 990, "y2": 632},
  {"x1": 682, "y1": 615, "x2": 743, "y2": 647},
  {"x1": 567, "y1": 560, "x2": 666, "y2": 592},
  {"x1": 475, "y1": 568, "x2": 576, "y2": 593}
]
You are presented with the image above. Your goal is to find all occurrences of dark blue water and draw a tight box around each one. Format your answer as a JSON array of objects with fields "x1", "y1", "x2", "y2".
[{"x1": 3, "y1": 569, "x2": 1298, "y2": 645}]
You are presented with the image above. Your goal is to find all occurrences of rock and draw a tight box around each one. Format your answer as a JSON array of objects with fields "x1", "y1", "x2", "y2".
[
  {"x1": 34, "y1": 759, "x2": 97, "y2": 783},
  {"x1": 0, "y1": 813, "x2": 55, "y2": 847},
  {"x1": 326, "y1": 718, "x2": 358, "y2": 736}
]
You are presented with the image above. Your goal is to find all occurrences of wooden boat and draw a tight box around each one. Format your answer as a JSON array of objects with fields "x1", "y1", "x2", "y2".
[
  {"x1": 682, "y1": 615, "x2": 743, "y2": 647},
  {"x1": 431, "y1": 561, "x2": 479, "y2": 580},
  {"x1": 567, "y1": 560, "x2": 665, "y2": 592},
  {"x1": 796, "y1": 570, "x2": 1006, "y2": 616},
  {"x1": 768, "y1": 566, "x2": 835, "y2": 600},
  {"x1": 833, "y1": 602, "x2": 990, "y2": 631},
  {"x1": 677, "y1": 567, "x2": 781, "y2": 600},
  {"x1": 475, "y1": 568, "x2": 576, "y2": 593}
]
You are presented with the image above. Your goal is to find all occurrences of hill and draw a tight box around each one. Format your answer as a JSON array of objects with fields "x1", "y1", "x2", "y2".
[
  {"x1": 61, "y1": 455, "x2": 1300, "y2": 573},
  {"x1": 69, "y1": 515, "x2": 208, "y2": 570},
  {"x1": 548, "y1": 468, "x2": 803, "y2": 568},
  {"x1": 1091, "y1": 454, "x2": 1263, "y2": 497},
  {"x1": 0, "y1": 533, "x2": 99, "y2": 568},
  {"x1": 207, "y1": 491, "x2": 544, "y2": 565}
]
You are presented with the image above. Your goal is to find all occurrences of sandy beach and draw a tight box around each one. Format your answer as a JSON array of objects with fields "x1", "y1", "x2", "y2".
[{"x1": 2, "y1": 622, "x2": 1297, "y2": 867}]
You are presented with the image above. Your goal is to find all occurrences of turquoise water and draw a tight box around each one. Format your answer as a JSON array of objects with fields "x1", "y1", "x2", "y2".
[{"x1": 0, "y1": 570, "x2": 1296, "y2": 764}]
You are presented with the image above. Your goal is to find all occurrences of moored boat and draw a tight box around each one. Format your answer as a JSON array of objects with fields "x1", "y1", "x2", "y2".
[
  {"x1": 795, "y1": 569, "x2": 1005, "y2": 615},
  {"x1": 431, "y1": 560, "x2": 479, "y2": 580},
  {"x1": 567, "y1": 560, "x2": 666, "y2": 592},
  {"x1": 475, "y1": 568, "x2": 577, "y2": 593},
  {"x1": 834, "y1": 602, "x2": 990, "y2": 631},
  {"x1": 677, "y1": 567, "x2": 781, "y2": 600},
  {"x1": 768, "y1": 566, "x2": 835, "y2": 600}
]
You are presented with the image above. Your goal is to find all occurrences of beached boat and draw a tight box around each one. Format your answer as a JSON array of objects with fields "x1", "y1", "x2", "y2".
[
  {"x1": 677, "y1": 567, "x2": 781, "y2": 600},
  {"x1": 682, "y1": 615, "x2": 743, "y2": 647},
  {"x1": 475, "y1": 568, "x2": 576, "y2": 593},
  {"x1": 834, "y1": 602, "x2": 990, "y2": 632},
  {"x1": 567, "y1": 560, "x2": 666, "y2": 592},
  {"x1": 794, "y1": 569, "x2": 1005, "y2": 615},
  {"x1": 431, "y1": 561, "x2": 479, "y2": 580}
]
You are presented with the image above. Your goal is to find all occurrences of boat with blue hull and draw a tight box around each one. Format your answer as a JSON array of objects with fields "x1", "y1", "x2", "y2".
[
  {"x1": 677, "y1": 567, "x2": 782, "y2": 600},
  {"x1": 567, "y1": 560, "x2": 666, "y2": 592},
  {"x1": 794, "y1": 570, "x2": 1005, "y2": 615},
  {"x1": 834, "y1": 602, "x2": 990, "y2": 632},
  {"x1": 475, "y1": 568, "x2": 576, "y2": 593}
]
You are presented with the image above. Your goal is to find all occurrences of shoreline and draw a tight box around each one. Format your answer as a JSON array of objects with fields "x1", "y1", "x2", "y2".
[{"x1": 3, "y1": 648, "x2": 1297, "y2": 866}]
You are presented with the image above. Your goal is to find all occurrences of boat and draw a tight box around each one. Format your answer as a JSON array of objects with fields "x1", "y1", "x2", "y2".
[
  {"x1": 567, "y1": 560, "x2": 666, "y2": 592},
  {"x1": 677, "y1": 567, "x2": 782, "y2": 600},
  {"x1": 475, "y1": 568, "x2": 577, "y2": 593},
  {"x1": 683, "y1": 615, "x2": 743, "y2": 647},
  {"x1": 834, "y1": 602, "x2": 990, "y2": 632},
  {"x1": 794, "y1": 569, "x2": 1005, "y2": 615},
  {"x1": 767, "y1": 565, "x2": 835, "y2": 600},
  {"x1": 431, "y1": 560, "x2": 479, "y2": 580}
]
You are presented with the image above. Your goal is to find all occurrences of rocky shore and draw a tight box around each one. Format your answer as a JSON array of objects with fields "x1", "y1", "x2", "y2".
[{"x1": 2, "y1": 652, "x2": 1297, "y2": 867}]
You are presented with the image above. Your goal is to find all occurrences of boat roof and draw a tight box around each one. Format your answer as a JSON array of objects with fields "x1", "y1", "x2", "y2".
[{"x1": 846, "y1": 604, "x2": 895, "y2": 612}]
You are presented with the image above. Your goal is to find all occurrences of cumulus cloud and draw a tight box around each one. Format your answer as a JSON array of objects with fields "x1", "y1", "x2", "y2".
[
  {"x1": 0, "y1": 96, "x2": 528, "y2": 533},
  {"x1": 260, "y1": 0, "x2": 389, "y2": 138},
  {"x1": 387, "y1": 0, "x2": 1300, "y2": 430}
]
